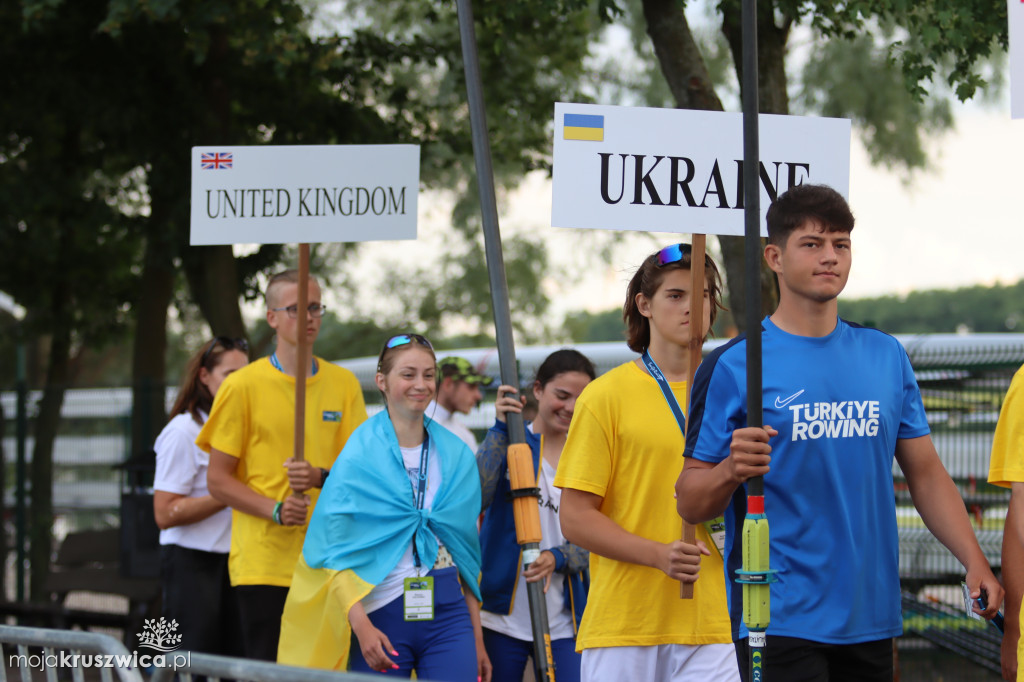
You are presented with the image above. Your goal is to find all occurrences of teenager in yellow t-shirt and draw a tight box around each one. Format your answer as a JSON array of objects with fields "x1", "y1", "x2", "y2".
[
  {"x1": 199, "y1": 270, "x2": 367, "y2": 661},
  {"x1": 989, "y1": 364, "x2": 1024, "y2": 681},
  {"x1": 555, "y1": 244, "x2": 738, "y2": 681}
]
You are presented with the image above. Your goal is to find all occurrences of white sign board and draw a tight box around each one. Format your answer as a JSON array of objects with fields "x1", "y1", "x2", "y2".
[
  {"x1": 190, "y1": 145, "x2": 419, "y2": 245},
  {"x1": 1012, "y1": 0, "x2": 1024, "y2": 119},
  {"x1": 552, "y1": 103, "x2": 851, "y2": 237}
]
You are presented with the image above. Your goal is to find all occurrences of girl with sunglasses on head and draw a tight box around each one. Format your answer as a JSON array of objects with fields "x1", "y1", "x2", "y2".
[
  {"x1": 554, "y1": 245, "x2": 740, "y2": 680},
  {"x1": 153, "y1": 337, "x2": 249, "y2": 657},
  {"x1": 279, "y1": 334, "x2": 491, "y2": 682},
  {"x1": 477, "y1": 349, "x2": 596, "y2": 682}
]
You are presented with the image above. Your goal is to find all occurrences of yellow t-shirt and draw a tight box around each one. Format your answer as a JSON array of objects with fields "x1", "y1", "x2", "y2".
[
  {"x1": 196, "y1": 357, "x2": 367, "y2": 587},
  {"x1": 553, "y1": 361, "x2": 732, "y2": 650},
  {"x1": 990, "y1": 366, "x2": 1024, "y2": 489},
  {"x1": 988, "y1": 365, "x2": 1024, "y2": 680}
]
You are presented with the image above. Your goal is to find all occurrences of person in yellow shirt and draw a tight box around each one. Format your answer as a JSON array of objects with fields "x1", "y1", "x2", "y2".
[
  {"x1": 989, "y1": 363, "x2": 1024, "y2": 682},
  {"x1": 199, "y1": 269, "x2": 367, "y2": 661},
  {"x1": 555, "y1": 244, "x2": 738, "y2": 681}
]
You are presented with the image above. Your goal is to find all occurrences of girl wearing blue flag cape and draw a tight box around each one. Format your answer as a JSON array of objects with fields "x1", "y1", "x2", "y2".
[{"x1": 278, "y1": 334, "x2": 491, "y2": 681}]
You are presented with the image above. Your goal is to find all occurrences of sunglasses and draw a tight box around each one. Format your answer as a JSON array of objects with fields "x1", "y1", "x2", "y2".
[
  {"x1": 656, "y1": 243, "x2": 693, "y2": 267},
  {"x1": 270, "y1": 303, "x2": 327, "y2": 319},
  {"x1": 378, "y1": 334, "x2": 434, "y2": 371},
  {"x1": 201, "y1": 336, "x2": 249, "y2": 365}
]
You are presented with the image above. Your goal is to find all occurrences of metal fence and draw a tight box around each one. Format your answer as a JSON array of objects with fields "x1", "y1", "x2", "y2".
[
  {"x1": 0, "y1": 624, "x2": 433, "y2": 682},
  {"x1": 0, "y1": 623, "x2": 143, "y2": 682},
  {"x1": 1, "y1": 335, "x2": 1022, "y2": 589},
  {"x1": 893, "y1": 334, "x2": 1023, "y2": 585}
]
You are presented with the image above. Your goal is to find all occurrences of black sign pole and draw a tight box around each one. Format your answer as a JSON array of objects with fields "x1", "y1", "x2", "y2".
[
  {"x1": 738, "y1": 1, "x2": 772, "y2": 681},
  {"x1": 455, "y1": 2, "x2": 555, "y2": 680}
]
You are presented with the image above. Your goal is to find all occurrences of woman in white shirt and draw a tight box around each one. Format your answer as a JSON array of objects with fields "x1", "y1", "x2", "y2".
[{"x1": 153, "y1": 337, "x2": 248, "y2": 655}]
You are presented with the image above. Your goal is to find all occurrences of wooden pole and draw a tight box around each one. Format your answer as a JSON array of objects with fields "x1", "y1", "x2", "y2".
[
  {"x1": 292, "y1": 243, "x2": 311, "y2": 477},
  {"x1": 680, "y1": 234, "x2": 706, "y2": 599}
]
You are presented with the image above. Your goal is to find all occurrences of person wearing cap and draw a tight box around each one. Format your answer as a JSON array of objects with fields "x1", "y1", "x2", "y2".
[{"x1": 429, "y1": 356, "x2": 493, "y2": 451}]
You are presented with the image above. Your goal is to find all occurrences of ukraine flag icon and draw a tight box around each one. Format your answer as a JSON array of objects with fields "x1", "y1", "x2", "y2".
[{"x1": 563, "y1": 113, "x2": 604, "y2": 141}]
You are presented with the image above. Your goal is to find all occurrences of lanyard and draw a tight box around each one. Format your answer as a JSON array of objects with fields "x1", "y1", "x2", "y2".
[
  {"x1": 412, "y1": 432, "x2": 430, "y2": 570},
  {"x1": 641, "y1": 350, "x2": 687, "y2": 438},
  {"x1": 269, "y1": 352, "x2": 319, "y2": 376}
]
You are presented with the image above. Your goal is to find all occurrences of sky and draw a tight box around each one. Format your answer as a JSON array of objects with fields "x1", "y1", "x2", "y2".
[{"x1": 336, "y1": 105, "x2": 1024, "y2": 327}]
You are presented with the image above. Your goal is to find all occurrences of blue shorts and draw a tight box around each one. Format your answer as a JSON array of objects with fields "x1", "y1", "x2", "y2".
[{"x1": 349, "y1": 567, "x2": 477, "y2": 681}]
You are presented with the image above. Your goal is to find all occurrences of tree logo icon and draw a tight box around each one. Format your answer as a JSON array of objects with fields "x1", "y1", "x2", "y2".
[{"x1": 137, "y1": 617, "x2": 183, "y2": 652}]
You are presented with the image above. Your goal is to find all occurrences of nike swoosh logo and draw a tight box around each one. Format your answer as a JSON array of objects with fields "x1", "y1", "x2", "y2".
[{"x1": 775, "y1": 390, "x2": 805, "y2": 408}]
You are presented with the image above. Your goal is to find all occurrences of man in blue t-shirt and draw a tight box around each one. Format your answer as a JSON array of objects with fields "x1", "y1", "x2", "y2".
[{"x1": 676, "y1": 183, "x2": 1002, "y2": 681}]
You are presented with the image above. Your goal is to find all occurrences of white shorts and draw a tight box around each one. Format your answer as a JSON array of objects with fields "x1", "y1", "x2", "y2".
[{"x1": 581, "y1": 643, "x2": 740, "y2": 682}]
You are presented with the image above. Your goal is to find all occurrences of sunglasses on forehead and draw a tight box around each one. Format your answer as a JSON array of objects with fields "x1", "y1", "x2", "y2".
[
  {"x1": 201, "y1": 336, "x2": 249, "y2": 365},
  {"x1": 656, "y1": 243, "x2": 692, "y2": 267},
  {"x1": 385, "y1": 334, "x2": 433, "y2": 350},
  {"x1": 377, "y1": 334, "x2": 434, "y2": 371}
]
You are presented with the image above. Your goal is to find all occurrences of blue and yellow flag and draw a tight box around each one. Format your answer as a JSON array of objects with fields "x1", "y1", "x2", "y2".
[
  {"x1": 563, "y1": 113, "x2": 604, "y2": 141},
  {"x1": 278, "y1": 411, "x2": 482, "y2": 670}
]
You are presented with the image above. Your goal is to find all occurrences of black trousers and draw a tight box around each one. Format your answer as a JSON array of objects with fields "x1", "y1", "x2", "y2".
[
  {"x1": 234, "y1": 584, "x2": 290, "y2": 662},
  {"x1": 160, "y1": 544, "x2": 244, "y2": 657},
  {"x1": 735, "y1": 636, "x2": 893, "y2": 682}
]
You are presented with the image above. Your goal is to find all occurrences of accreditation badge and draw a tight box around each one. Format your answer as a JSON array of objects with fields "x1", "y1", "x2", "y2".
[
  {"x1": 403, "y1": 576, "x2": 434, "y2": 621},
  {"x1": 702, "y1": 516, "x2": 727, "y2": 558}
]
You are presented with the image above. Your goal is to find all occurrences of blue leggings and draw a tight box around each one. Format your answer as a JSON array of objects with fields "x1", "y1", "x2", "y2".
[
  {"x1": 482, "y1": 627, "x2": 581, "y2": 682},
  {"x1": 349, "y1": 567, "x2": 477, "y2": 681}
]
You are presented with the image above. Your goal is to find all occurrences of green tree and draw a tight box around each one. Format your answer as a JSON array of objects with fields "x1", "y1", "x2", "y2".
[
  {"x1": 0, "y1": 0, "x2": 146, "y2": 598},
  {"x1": 838, "y1": 280, "x2": 1024, "y2": 334},
  {"x1": 1, "y1": 0, "x2": 601, "y2": 595},
  {"x1": 610, "y1": 0, "x2": 1007, "y2": 331}
]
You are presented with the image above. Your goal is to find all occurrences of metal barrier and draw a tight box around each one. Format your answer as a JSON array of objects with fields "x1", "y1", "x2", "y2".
[
  {"x1": 901, "y1": 591, "x2": 1002, "y2": 675},
  {"x1": 0, "y1": 624, "x2": 143, "y2": 682},
  {"x1": 148, "y1": 652, "x2": 430, "y2": 682}
]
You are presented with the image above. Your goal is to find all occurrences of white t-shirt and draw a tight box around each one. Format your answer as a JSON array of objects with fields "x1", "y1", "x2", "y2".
[
  {"x1": 480, "y1": 450, "x2": 574, "y2": 640},
  {"x1": 153, "y1": 412, "x2": 232, "y2": 553},
  {"x1": 427, "y1": 400, "x2": 478, "y2": 451},
  {"x1": 362, "y1": 442, "x2": 444, "y2": 614}
]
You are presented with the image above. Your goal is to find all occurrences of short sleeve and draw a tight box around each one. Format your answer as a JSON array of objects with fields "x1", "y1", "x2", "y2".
[
  {"x1": 154, "y1": 417, "x2": 200, "y2": 495},
  {"x1": 195, "y1": 371, "x2": 247, "y2": 457},
  {"x1": 554, "y1": 397, "x2": 612, "y2": 498},
  {"x1": 897, "y1": 347, "x2": 931, "y2": 440},
  {"x1": 989, "y1": 366, "x2": 1024, "y2": 488},
  {"x1": 338, "y1": 370, "x2": 368, "y2": 446},
  {"x1": 686, "y1": 357, "x2": 746, "y2": 465}
]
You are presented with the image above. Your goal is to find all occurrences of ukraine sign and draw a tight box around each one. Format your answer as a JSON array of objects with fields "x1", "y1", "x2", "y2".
[{"x1": 552, "y1": 102, "x2": 851, "y2": 238}]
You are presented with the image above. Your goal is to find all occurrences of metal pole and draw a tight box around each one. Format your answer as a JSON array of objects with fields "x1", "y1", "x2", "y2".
[
  {"x1": 455, "y1": 2, "x2": 554, "y2": 680},
  {"x1": 738, "y1": 0, "x2": 772, "y2": 679},
  {"x1": 15, "y1": 339, "x2": 27, "y2": 601}
]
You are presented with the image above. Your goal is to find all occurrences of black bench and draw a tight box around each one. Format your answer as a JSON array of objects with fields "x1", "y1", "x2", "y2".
[{"x1": 0, "y1": 528, "x2": 160, "y2": 642}]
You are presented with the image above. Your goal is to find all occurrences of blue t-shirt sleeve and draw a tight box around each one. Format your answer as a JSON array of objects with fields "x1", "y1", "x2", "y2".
[
  {"x1": 686, "y1": 353, "x2": 746, "y2": 464},
  {"x1": 898, "y1": 347, "x2": 931, "y2": 439}
]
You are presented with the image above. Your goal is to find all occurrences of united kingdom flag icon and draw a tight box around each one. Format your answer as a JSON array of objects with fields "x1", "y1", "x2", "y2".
[{"x1": 200, "y1": 152, "x2": 233, "y2": 170}]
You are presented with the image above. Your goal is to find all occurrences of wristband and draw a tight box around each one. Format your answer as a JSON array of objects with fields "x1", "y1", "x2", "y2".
[
  {"x1": 320, "y1": 468, "x2": 329, "y2": 487},
  {"x1": 272, "y1": 501, "x2": 283, "y2": 525}
]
